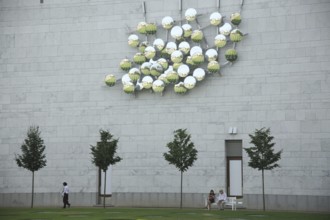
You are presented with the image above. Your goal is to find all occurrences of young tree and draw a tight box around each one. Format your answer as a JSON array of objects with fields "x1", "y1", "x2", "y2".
[
  {"x1": 163, "y1": 128, "x2": 198, "y2": 209},
  {"x1": 90, "y1": 129, "x2": 122, "y2": 208},
  {"x1": 15, "y1": 126, "x2": 47, "y2": 208},
  {"x1": 244, "y1": 127, "x2": 282, "y2": 211}
]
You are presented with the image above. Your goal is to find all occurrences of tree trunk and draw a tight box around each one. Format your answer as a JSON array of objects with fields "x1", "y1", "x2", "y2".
[
  {"x1": 262, "y1": 168, "x2": 265, "y2": 211},
  {"x1": 31, "y1": 171, "x2": 34, "y2": 208},
  {"x1": 180, "y1": 171, "x2": 183, "y2": 209},
  {"x1": 103, "y1": 170, "x2": 106, "y2": 208}
]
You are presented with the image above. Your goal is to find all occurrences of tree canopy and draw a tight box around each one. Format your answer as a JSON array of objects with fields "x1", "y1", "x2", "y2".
[
  {"x1": 90, "y1": 129, "x2": 122, "y2": 172},
  {"x1": 163, "y1": 128, "x2": 198, "y2": 172},
  {"x1": 245, "y1": 127, "x2": 282, "y2": 171},
  {"x1": 15, "y1": 126, "x2": 47, "y2": 172}
]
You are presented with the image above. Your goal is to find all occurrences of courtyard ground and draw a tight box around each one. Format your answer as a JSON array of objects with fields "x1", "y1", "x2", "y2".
[{"x1": 0, "y1": 207, "x2": 330, "y2": 220}]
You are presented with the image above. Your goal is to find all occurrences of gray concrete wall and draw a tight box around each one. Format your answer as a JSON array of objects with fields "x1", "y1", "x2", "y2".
[
  {"x1": 0, "y1": 0, "x2": 330, "y2": 212},
  {"x1": 0, "y1": 192, "x2": 97, "y2": 208}
]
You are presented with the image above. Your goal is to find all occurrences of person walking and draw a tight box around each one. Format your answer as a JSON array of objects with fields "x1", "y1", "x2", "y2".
[{"x1": 62, "y1": 182, "x2": 71, "y2": 208}]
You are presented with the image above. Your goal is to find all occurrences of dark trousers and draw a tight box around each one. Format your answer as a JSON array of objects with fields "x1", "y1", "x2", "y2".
[{"x1": 63, "y1": 193, "x2": 70, "y2": 208}]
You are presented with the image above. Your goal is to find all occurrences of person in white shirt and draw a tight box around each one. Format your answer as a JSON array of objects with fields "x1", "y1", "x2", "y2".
[
  {"x1": 217, "y1": 189, "x2": 227, "y2": 210},
  {"x1": 62, "y1": 182, "x2": 71, "y2": 208}
]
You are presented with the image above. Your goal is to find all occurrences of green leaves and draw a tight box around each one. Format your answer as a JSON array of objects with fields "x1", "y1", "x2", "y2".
[
  {"x1": 15, "y1": 126, "x2": 47, "y2": 172},
  {"x1": 163, "y1": 128, "x2": 198, "y2": 208},
  {"x1": 90, "y1": 129, "x2": 122, "y2": 172},
  {"x1": 244, "y1": 127, "x2": 283, "y2": 211},
  {"x1": 163, "y1": 129, "x2": 198, "y2": 172},
  {"x1": 244, "y1": 128, "x2": 282, "y2": 171}
]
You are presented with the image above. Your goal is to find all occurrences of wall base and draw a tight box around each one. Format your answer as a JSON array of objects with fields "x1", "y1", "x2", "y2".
[
  {"x1": 244, "y1": 194, "x2": 330, "y2": 212},
  {"x1": 0, "y1": 192, "x2": 97, "y2": 208},
  {"x1": 0, "y1": 192, "x2": 329, "y2": 212}
]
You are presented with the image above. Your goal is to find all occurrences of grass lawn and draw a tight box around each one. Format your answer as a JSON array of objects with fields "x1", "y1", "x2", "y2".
[{"x1": 0, "y1": 207, "x2": 329, "y2": 220}]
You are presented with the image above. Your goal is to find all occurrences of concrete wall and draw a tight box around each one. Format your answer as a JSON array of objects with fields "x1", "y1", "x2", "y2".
[
  {"x1": 111, "y1": 193, "x2": 330, "y2": 211},
  {"x1": 0, "y1": 192, "x2": 97, "y2": 207},
  {"x1": 0, "y1": 0, "x2": 329, "y2": 211}
]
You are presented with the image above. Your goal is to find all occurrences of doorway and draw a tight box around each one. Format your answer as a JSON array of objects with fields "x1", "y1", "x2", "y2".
[
  {"x1": 98, "y1": 166, "x2": 112, "y2": 204},
  {"x1": 225, "y1": 140, "x2": 243, "y2": 197}
]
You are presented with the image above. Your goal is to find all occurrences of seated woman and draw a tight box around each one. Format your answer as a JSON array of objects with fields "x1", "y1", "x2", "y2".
[{"x1": 207, "y1": 189, "x2": 216, "y2": 210}]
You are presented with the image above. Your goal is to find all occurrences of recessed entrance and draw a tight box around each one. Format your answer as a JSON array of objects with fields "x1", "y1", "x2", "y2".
[{"x1": 225, "y1": 140, "x2": 243, "y2": 197}]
